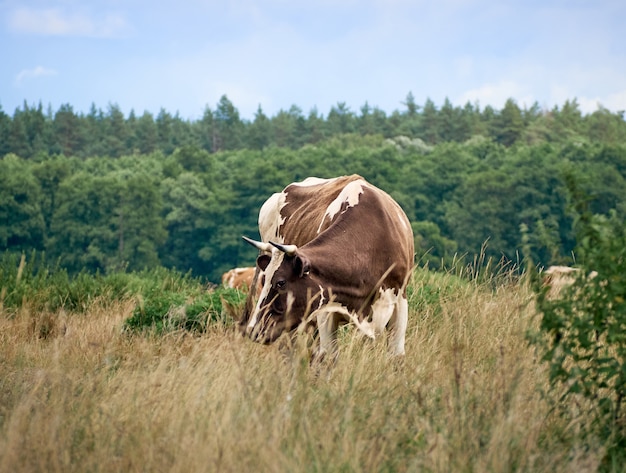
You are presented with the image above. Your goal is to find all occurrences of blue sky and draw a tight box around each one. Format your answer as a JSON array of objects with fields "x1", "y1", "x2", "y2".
[{"x1": 2, "y1": 0, "x2": 625, "y2": 120}]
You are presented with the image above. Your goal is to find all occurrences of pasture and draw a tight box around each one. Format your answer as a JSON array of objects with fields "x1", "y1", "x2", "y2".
[{"x1": 0, "y1": 267, "x2": 603, "y2": 472}]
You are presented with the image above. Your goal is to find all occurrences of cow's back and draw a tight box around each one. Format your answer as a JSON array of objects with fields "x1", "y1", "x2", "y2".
[
  {"x1": 222, "y1": 267, "x2": 256, "y2": 290},
  {"x1": 302, "y1": 179, "x2": 414, "y2": 298},
  {"x1": 259, "y1": 175, "x2": 365, "y2": 245}
]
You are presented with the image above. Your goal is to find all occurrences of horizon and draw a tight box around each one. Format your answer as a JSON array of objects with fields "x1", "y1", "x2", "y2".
[
  {"x1": 2, "y1": 1, "x2": 625, "y2": 121},
  {"x1": 1, "y1": 94, "x2": 618, "y2": 123}
]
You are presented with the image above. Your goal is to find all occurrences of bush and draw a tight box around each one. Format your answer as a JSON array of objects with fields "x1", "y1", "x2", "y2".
[
  {"x1": 408, "y1": 265, "x2": 469, "y2": 316},
  {"x1": 530, "y1": 208, "x2": 626, "y2": 469},
  {"x1": 123, "y1": 287, "x2": 246, "y2": 333},
  {"x1": 0, "y1": 253, "x2": 205, "y2": 313},
  {"x1": 0, "y1": 251, "x2": 73, "y2": 312}
]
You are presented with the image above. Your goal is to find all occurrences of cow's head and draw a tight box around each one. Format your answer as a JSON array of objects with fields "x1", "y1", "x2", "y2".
[{"x1": 242, "y1": 237, "x2": 322, "y2": 344}]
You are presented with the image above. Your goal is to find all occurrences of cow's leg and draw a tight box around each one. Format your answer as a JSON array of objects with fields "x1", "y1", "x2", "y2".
[
  {"x1": 387, "y1": 295, "x2": 408, "y2": 356},
  {"x1": 371, "y1": 288, "x2": 397, "y2": 337},
  {"x1": 316, "y1": 310, "x2": 340, "y2": 359}
]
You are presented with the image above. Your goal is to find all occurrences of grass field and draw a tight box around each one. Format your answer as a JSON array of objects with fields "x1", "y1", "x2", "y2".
[{"x1": 0, "y1": 268, "x2": 603, "y2": 472}]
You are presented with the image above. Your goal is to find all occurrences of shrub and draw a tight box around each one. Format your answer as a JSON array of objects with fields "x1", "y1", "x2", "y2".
[
  {"x1": 123, "y1": 287, "x2": 246, "y2": 333},
  {"x1": 530, "y1": 207, "x2": 626, "y2": 469},
  {"x1": 0, "y1": 251, "x2": 72, "y2": 312},
  {"x1": 408, "y1": 265, "x2": 469, "y2": 316}
]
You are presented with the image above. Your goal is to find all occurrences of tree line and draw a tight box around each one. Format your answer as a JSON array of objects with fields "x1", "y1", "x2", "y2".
[
  {"x1": 2, "y1": 94, "x2": 626, "y2": 161},
  {"x1": 2, "y1": 114, "x2": 625, "y2": 282}
]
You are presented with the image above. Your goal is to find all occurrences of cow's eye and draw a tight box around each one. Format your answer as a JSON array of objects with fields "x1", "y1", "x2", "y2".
[{"x1": 275, "y1": 280, "x2": 286, "y2": 290}]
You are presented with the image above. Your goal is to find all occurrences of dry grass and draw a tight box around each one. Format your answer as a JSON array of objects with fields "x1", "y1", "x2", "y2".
[{"x1": 0, "y1": 273, "x2": 602, "y2": 472}]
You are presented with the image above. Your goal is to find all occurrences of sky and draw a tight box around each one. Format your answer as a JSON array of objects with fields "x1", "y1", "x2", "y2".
[{"x1": 2, "y1": 0, "x2": 625, "y2": 121}]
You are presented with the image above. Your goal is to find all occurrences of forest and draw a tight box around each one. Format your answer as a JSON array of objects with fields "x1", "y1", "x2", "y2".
[{"x1": 1, "y1": 94, "x2": 625, "y2": 283}]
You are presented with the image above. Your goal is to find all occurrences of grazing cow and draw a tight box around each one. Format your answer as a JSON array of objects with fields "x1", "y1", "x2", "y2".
[
  {"x1": 542, "y1": 265, "x2": 598, "y2": 299},
  {"x1": 241, "y1": 175, "x2": 414, "y2": 357},
  {"x1": 221, "y1": 267, "x2": 257, "y2": 291}
]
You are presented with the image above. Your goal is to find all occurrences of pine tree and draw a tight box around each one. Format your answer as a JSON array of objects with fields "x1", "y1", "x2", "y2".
[
  {"x1": 495, "y1": 98, "x2": 524, "y2": 146},
  {"x1": 247, "y1": 105, "x2": 271, "y2": 150}
]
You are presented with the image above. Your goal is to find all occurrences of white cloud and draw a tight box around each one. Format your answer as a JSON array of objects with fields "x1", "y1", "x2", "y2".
[
  {"x1": 548, "y1": 82, "x2": 626, "y2": 114},
  {"x1": 14, "y1": 66, "x2": 58, "y2": 86},
  {"x1": 604, "y1": 90, "x2": 626, "y2": 112},
  {"x1": 9, "y1": 7, "x2": 131, "y2": 38},
  {"x1": 577, "y1": 91, "x2": 626, "y2": 114}
]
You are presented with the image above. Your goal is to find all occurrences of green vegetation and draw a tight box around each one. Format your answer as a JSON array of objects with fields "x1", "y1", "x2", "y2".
[
  {"x1": 529, "y1": 188, "x2": 626, "y2": 469},
  {"x1": 2, "y1": 96, "x2": 625, "y2": 282},
  {"x1": 0, "y1": 252, "x2": 247, "y2": 335},
  {"x1": 2, "y1": 96, "x2": 625, "y2": 158},
  {"x1": 1, "y1": 215, "x2": 624, "y2": 471},
  {"x1": 124, "y1": 286, "x2": 245, "y2": 334},
  {"x1": 2, "y1": 93, "x2": 625, "y2": 471}
]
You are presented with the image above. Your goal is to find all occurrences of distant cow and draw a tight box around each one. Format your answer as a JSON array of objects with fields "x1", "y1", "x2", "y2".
[
  {"x1": 221, "y1": 267, "x2": 261, "y2": 294},
  {"x1": 241, "y1": 175, "x2": 414, "y2": 357},
  {"x1": 542, "y1": 265, "x2": 597, "y2": 298}
]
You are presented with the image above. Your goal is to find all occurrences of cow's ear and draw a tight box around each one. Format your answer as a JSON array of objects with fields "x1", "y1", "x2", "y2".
[
  {"x1": 257, "y1": 254, "x2": 271, "y2": 271},
  {"x1": 294, "y1": 254, "x2": 311, "y2": 278}
]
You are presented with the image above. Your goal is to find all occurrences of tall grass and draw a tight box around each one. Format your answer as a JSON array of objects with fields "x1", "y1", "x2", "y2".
[
  {"x1": 0, "y1": 252, "x2": 246, "y2": 336},
  {"x1": 0, "y1": 251, "x2": 193, "y2": 313},
  {"x1": 0, "y1": 265, "x2": 603, "y2": 472}
]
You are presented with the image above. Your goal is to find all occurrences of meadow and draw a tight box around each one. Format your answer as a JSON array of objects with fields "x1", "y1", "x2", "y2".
[{"x1": 0, "y1": 266, "x2": 604, "y2": 472}]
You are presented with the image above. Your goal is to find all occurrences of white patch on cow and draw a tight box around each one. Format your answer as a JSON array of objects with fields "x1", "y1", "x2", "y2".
[
  {"x1": 259, "y1": 191, "x2": 287, "y2": 243},
  {"x1": 312, "y1": 303, "x2": 349, "y2": 356},
  {"x1": 309, "y1": 301, "x2": 364, "y2": 356},
  {"x1": 223, "y1": 271, "x2": 234, "y2": 287},
  {"x1": 370, "y1": 287, "x2": 399, "y2": 334},
  {"x1": 248, "y1": 191, "x2": 289, "y2": 335},
  {"x1": 317, "y1": 179, "x2": 366, "y2": 233},
  {"x1": 309, "y1": 287, "x2": 408, "y2": 357},
  {"x1": 389, "y1": 295, "x2": 408, "y2": 356},
  {"x1": 246, "y1": 248, "x2": 285, "y2": 334},
  {"x1": 230, "y1": 267, "x2": 251, "y2": 280},
  {"x1": 336, "y1": 288, "x2": 398, "y2": 340}
]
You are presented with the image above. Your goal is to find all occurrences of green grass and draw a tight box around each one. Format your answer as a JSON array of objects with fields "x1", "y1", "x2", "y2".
[{"x1": 0, "y1": 252, "x2": 248, "y2": 334}]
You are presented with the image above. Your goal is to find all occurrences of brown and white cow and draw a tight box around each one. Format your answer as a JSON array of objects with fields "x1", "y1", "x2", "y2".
[
  {"x1": 241, "y1": 175, "x2": 414, "y2": 357},
  {"x1": 221, "y1": 267, "x2": 260, "y2": 294},
  {"x1": 541, "y1": 265, "x2": 598, "y2": 299}
]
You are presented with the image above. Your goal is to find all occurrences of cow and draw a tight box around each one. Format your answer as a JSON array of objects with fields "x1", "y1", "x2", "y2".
[
  {"x1": 542, "y1": 265, "x2": 598, "y2": 299},
  {"x1": 240, "y1": 175, "x2": 414, "y2": 358},
  {"x1": 221, "y1": 267, "x2": 259, "y2": 294}
]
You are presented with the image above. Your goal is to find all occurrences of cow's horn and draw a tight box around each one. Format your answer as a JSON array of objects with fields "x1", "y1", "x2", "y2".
[
  {"x1": 270, "y1": 241, "x2": 298, "y2": 256},
  {"x1": 242, "y1": 236, "x2": 273, "y2": 252}
]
